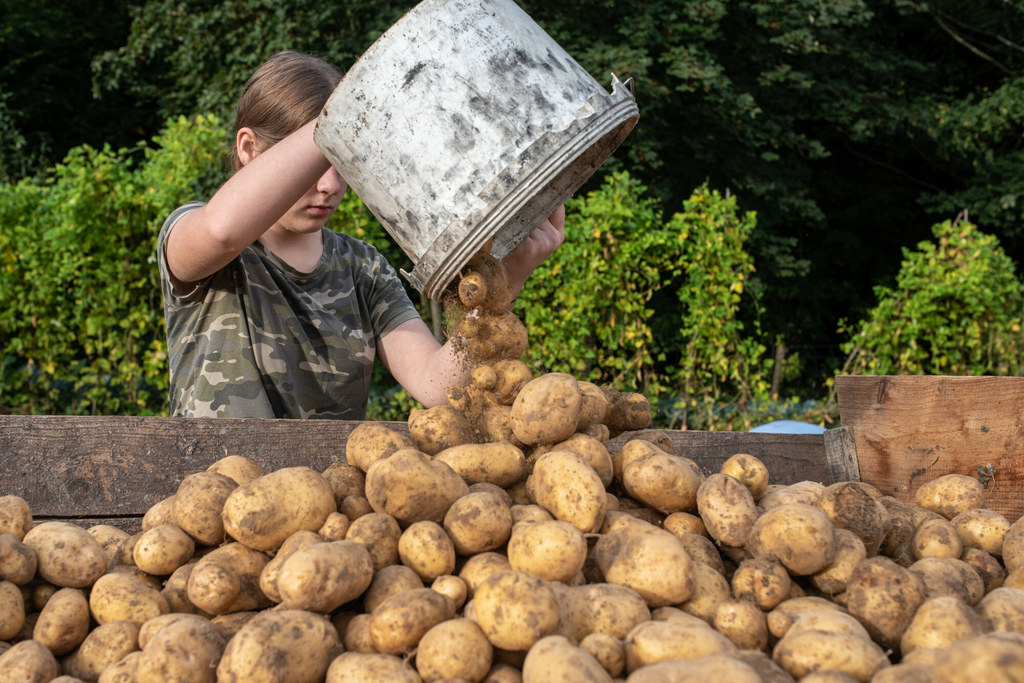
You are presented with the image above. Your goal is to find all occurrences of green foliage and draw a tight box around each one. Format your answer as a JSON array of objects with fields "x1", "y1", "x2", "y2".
[
  {"x1": 517, "y1": 171, "x2": 771, "y2": 429},
  {"x1": 668, "y1": 186, "x2": 772, "y2": 430},
  {"x1": 0, "y1": 114, "x2": 229, "y2": 414},
  {"x1": 838, "y1": 217, "x2": 1024, "y2": 377}
]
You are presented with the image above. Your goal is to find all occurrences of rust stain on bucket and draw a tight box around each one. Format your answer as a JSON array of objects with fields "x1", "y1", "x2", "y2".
[{"x1": 314, "y1": 0, "x2": 639, "y2": 300}]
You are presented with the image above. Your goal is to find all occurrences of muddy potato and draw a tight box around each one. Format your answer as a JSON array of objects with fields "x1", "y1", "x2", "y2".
[
  {"x1": 575, "y1": 381, "x2": 610, "y2": 433},
  {"x1": 363, "y1": 564, "x2": 424, "y2": 614},
  {"x1": 398, "y1": 520, "x2": 456, "y2": 581},
  {"x1": 186, "y1": 541, "x2": 272, "y2": 615},
  {"x1": 679, "y1": 561, "x2": 732, "y2": 624},
  {"x1": 626, "y1": 653, "x2": 763, "y2": 683},
  {"x1": 594, "y1": 521, "x2": 694, "y2": 608},
  {"x1": 0, "y1": 495, "x2": 32, "y2": 539},
  {"x1": 276, "y1": 540, "x2": 375, "y2": 613},
  {"x1": 435, "y1": 441, "x2": 527, "y2": 489},
  {"x1": 319, "y1": 512, "x2": 350, "y2": 541},
  {"x1": 900, "y1": 595, "x2": 984, "y2": 656},
  {"x1": 952, "y1": 507, "x2": 1009, "y2": 556},
  {"x1": 65, "y1": 620, "x2": 141, "y2": 682},
  {"x1": 509, "y1": 504, "x2": 553, "y2": 525},
  {"x1": 601, "y1": 387, "x2": 653, "y2": 433},
  {"x1": 612, "y1": 438, "x2": 667, "y2": 482},
  {"x1": 217, "y1": 609, "x2": 341, "y2": 683},
  {"x1": 416, "y1": 617, "x2": 493, "y2": 682},
  {"x1": 931, "y1": 633, "x2": 1024, "y2": 683},
  {"x1": 132, "y1": 523, "x2": 195, "y2": 576},
  {"x1": 408, "y1": 404, "x2": 478, "y2": 455},
  {"x1": 444, "y1": 491, "x2": 513, "y2": 556},
  {"x1": 674, "y1": 533, "x2": 726, "y2": 574},
  {"x1": 977, "y1": 586, "x2": 1024, "y2": 632},
  {"x1": 491, "y1": 359, "x2": 533, "y2": 405},
  {"x1": 458, "y1": 309, "x2": 528, "y2": 364},
  {"x1": 571, "y1": 635, "x2": 621, "y2": 679},
  {"x1": 908, "y1": 556, "x2": 985, "y2": 604},
  {"x1": 912, "y1": 516, "x2": 963, "y2": 560},
  {"x1": 33, "y1": 587, "x2": 90, "y2": 655},
  {"x1": 87, "y1": 525, "x2": 130, "y2": 567},
  {"x1": 207, "y1": 454, "x2": 264, "y2": 485},
  {"x1": 135, "y1": 614, "x2": 226, "y2": 683},
  {"x1": 258, "y1": 530, "x2": 323, "y2": 602},
  {"x1": 746, "y1": 503, "x2": 836, "y2": 576},
  {"x1": 547, "y1": 433, "x2": 614, "y2": 487},
  {"x1": 0, "y1": 533, "x2": 37, "y2": 585},
  {"x1": 713, "y1": 599, "x2": 769, "y2": 651},
  {"x1": 549, "y1": 582, "x2": 651, "y2": 642},
  {"x1": 818, "y1": 481, "x2": 890, "y2": 556},
  {"x1": 772, "y1": 628, "x2": 890, "y2": 681},
  {"x1": 1004, "y1": 515, "x2": 1024, "y2": 573},
  {"x1": 221, "y1": 466, "x2": 336, "y2": 553},
  {"x1": 345, "y1": 421, "x2": 414, "y2": 472},
  {"x1": 811, "y1": 528, "x2": 867, "y2": 596},
  {"x1": 321, "y1": 464, "x2": 366, "y2": 509},
  {"x1": 0, "y1": 579, "x2": 24, "y2": 640},
  {"x1": 623, "y1": 449, "x2": 703, "y2": 516},
  {"x1": 510, "y1": 373, "x2": 582, "y2": 445},
  {"x1": 527, "y1": 450, "x2": 607, "y2": 533},
  {"x1": 663, "y1": 511, "x2": 707, "y2": 539},
  {"x1": 142, "y1": 494, "x2": 178, "y2": 531},
  {"x1": 521, "y1": 635, "x2": 612, "y2": 683},
  {"x1": 346, "y1": 512, "x2": 402, "y2": 571},
  {"x1": 507, "y1": 519, "x2": 587, "y2": 583},
  {"x1": 0, "y1": 639, "x2": 59, "y2": 683},
  {"x1": 368, "y1": 587, "x2": 456, "y2": 654},
  {"x1": 962, "y1": 547, "x2": 1006, "y2": 593},
  {"x1": 339, "y1": 494, "x2": 373, "y2": 520},
  {"x1": 326, "y1": 652, "x2": 421, "y2": 682},
  {"x1": 458, "y1": 551, "x2": 512, "y2": 597},
  {"x1": 697, "y1": 472, "x2": 759, "y2": 548},
  {"x1": 430, "y1": 574, "x2": 468, "y2": 610},
  {"x1": 89, "y1": 571, "x2": 170, "y2": 626},
  {"x1": 765, "y1": 596, "x2": 848, "y2": 640},
  {"x1": 623, "y1": 618, "x2": 736, "y2": 673},
  {"x1": 22, "y1": 521, "x2": 108, "y2": 588},
  {"x1": 759, "y1": 480, "x2": 826, "y2": 510},
  {"x1": 173, "y1": 471, "x2": 237, "y2": 546},
  {"x1": 365, "y1": 447, "x2": 470, "y2": 526},
  {"x1": 341, "y1": 612, "x2": 376, "y2": 653},
  {"x1": 914, "y1": 474, "x2": 986, "y2": 520},
  {"x1": 474, "y1": 570, "x2": 560, "y2": 651},
  {"x1": 720, "y1": 452, "x2": 771, "y2": 501},
  {"x1": 845, "y1": 555, "x2": 928, "y2": 650}
]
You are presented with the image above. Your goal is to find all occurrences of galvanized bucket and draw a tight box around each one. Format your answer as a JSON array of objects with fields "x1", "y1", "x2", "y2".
[{"x1": 314, "y1": 0, "x2": 639, "y2": 300}]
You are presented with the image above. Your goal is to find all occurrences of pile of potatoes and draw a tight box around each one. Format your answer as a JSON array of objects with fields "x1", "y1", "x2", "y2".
[{"x1": 5, "y1": 257, "x2": 1024, "y2": 681}]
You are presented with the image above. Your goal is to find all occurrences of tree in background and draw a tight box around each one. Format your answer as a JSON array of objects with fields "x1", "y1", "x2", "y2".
[
  {"x1": 518, "y1": 172, "x2": 774, "y2": 430},
  {"x1": 838, "y1": 215, "x2": 1024, "y2": 378}
]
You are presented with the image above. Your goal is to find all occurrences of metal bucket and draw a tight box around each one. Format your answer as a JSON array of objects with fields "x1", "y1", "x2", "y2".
[{"x1": 314, "y1": 0, "x2": 639, "y2": 300}]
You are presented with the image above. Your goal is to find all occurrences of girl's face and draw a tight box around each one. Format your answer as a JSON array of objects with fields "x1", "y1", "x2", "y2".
[{"x1": 275, "y1": 165, "x2": 348, "y2": 235}]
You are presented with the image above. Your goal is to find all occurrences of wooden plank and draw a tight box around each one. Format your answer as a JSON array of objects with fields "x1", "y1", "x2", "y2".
[
  {"x1": 1, "y1": 416, "x2": 830, "y2": 529},
  {"x1": 835, "y1": 375, "x2": 1024, "y2": 520},
  {"x1": 822, "y1": 426, "x2": 860, "y2": 483}
]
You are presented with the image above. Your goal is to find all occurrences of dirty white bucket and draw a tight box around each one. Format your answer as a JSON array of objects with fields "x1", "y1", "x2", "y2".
[{"x1": 314, "y1": 0, "x2": 639, "y2": 300}]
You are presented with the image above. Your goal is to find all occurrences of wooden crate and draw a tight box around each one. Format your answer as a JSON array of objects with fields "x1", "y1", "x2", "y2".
[
  {"x1": 0, "y1": 415, "x2": 843, "y2": 532},
  {"x1": 836, "y1": 375, "x2": 1024, "y2": 520}
]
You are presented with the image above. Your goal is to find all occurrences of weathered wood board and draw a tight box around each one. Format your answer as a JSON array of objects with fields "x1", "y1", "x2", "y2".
[
  {"x1": 836, "y1": 375, "x2": 1024, "y2": 520},
  {"x1": 0, "y1": 415, "x2": 834, "y2": 531}
]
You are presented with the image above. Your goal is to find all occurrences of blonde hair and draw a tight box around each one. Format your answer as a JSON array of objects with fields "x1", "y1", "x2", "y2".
[{"x1": 231, "y1": 51, "x2": 342, "y2": 171}]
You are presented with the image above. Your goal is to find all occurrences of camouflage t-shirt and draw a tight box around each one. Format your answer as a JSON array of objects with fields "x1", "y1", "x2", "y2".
[{"x1": 157, "y1": 202, "x2": 420, "y2": 419}]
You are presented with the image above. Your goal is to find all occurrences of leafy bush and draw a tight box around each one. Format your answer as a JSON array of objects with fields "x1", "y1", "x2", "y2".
[
  {"x1": 0, "y1": 114, "x2": 229, "y2": 414},
  {"x1": 517, "y1": 171, "x2": 773, "y2": 429},
  {"x1": 838, "y1": 216, "x2": 1024, "y2": 377}
]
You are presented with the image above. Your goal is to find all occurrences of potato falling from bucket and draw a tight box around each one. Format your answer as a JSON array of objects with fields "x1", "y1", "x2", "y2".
[{"x1": 314, "y1": 0, "x2": 639, "y2": 300}]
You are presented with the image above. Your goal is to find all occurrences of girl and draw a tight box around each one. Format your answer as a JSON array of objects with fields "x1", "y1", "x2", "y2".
[{"x1": 158, "y1": 50, "x2": 563, "y2": 419}]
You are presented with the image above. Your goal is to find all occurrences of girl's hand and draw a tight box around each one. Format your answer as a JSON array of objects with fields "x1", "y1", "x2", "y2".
[{"x1": 502, "y1": 204, "x2": 566, "y2": 296}]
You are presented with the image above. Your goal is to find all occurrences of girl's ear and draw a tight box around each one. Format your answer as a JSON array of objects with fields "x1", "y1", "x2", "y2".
[{"x1": 236, "y1": 127, "x2": 260, "y2": 166}]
